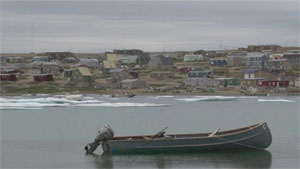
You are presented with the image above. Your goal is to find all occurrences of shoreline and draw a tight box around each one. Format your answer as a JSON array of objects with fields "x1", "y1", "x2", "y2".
[{"x1": 1, "y1": 90, "x2": 299, "y2": 97}]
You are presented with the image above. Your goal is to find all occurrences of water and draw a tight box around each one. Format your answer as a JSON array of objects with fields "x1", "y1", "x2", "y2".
[{"x1": 1, "y1": 95, "x2": 299, "y2": 168}]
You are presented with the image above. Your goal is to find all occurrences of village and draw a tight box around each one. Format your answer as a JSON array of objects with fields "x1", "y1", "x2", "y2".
[{"x1": 0, "y1": 44, "x2": 299, "y2": 96}]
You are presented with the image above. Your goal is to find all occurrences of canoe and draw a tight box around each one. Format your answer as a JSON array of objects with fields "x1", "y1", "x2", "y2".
[{"x1": 107, "y1": 122, "x2": 272, "y2": 154}]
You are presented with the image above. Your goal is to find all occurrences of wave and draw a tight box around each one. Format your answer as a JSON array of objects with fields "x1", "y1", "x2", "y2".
[
  {"x1": 0, "y1": 97, "x2": 103, "y2": 104},
  {"x1": 238, "y1": 96, "x2": 258, "y2": 99},
  {"x1": 0, "y1": 97, "x2": 168, "y2": 110},
  {"x1": 0, "y1": 107, "x2": 43, "y2": 110},
  {"x1": 147, "y1": 95, "x2": 174, "y2": 99},
  {"x1": 176, "y1": 96, "x2": 237, "y2": 102},
  {"x1": 73, "y1": 102, "x2": 169, "y2": 107},
  {"x1": 258, "y1": 99, "x2": 296, "y2": 103}
]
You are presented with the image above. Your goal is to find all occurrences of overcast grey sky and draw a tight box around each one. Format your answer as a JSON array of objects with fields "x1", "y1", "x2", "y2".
[{"x1": 1, "y1": 0, "x2": 299, "y2": 53}]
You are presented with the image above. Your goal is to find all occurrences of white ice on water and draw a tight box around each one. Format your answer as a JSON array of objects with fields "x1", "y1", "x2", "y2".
[{"x1": 0, "y1": 95, "x2": 169, "y2": 110}]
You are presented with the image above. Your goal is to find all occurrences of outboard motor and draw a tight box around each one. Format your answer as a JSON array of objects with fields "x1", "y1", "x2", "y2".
[{"x1": 85, "y1": 125, "x2": 114, "y2": 154}]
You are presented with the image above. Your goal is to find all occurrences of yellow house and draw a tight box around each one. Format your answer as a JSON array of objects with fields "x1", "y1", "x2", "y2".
[
  {"x1": 107, "y1": 53, "x2": 118, "y2": 62},
  {"x1": 104, "y1": 53, "x2": 118, "y2": 69},
  {"x1": 103, "y1": 60, "x2": 116, "y2": 69}
]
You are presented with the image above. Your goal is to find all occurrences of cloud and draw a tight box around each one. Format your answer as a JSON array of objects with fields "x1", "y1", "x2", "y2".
[{"x1": 1, "y1": 0, "x2": 299, "y2": 52}]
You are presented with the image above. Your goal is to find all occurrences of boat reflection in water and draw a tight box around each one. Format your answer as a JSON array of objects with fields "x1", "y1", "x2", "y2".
[{"x1": 88, "y1": 150, "x2": 272, "y2": 169}]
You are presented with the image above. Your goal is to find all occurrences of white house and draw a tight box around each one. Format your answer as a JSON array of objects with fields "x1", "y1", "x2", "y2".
[
  {"x1": 183, "y1": 54, "x2": 204, "y2": 62},
  {"x1": 79, "y1": 59, "x2": 99, "y2": 68}
]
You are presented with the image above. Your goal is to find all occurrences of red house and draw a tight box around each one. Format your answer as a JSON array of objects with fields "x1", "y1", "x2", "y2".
[
  {"x1": 179, "y1": 67, "x2": 192, "y2": 73},
  {"x1": 34, "y1": 74, "x2": 54, "y2": 82},
  {"x1": 0, "y1": 74, "x2": 17, "y2": 81},
  {"x1": 259, "y1": 80, "x2": 289, "y2": 87},
  {"x1": 1, "y1": 69, "x2": 22, "y2": 74}
]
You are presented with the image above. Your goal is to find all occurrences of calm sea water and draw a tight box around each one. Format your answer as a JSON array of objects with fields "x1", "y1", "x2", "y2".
[{"x1": 1, "y1": 95, "x2": 299, "y2": 168}]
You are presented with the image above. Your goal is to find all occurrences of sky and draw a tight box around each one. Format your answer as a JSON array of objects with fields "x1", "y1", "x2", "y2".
[{"x1": 1, "y1": 0, "x2": 299, "y2": 53}]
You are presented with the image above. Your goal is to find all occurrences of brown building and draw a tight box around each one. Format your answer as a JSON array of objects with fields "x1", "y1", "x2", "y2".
[{"x1": 247, "y1": 45, "x2": 282, "y2": 52}]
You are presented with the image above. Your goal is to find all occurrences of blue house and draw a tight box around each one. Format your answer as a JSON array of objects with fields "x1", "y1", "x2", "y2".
[
  {"x1": 245, "y1": 53, "x2": 269, "y2": 67},
  {"x1": 210, "y1": 58, "x2": 227, "y2": 67}
]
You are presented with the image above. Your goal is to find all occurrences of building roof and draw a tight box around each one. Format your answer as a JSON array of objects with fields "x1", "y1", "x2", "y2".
[
  {"x1": 80, "y1": 58, "x2": 98, "y2": 62},
  {"x1": 215, "y1": 77, "x2": 238, "y2": 80},
  {"x1": 283, "y1": 53, "x2": 300, "y2": 57},
  {"x1": 120, "y1": 79, "x2": 140, "y2": 83},
  {"x1": 210, "y1": 57, "x2": 227, "y2": 61},
  {"x1": 34, "y1": 74, "x2": 53, "y2": 76},
  {"x1": 77, "y1": 67, "x2": 92, "y2": 76},
  {"x1": 64, "y1": 68, "x2": 76, "y2": 71},
  {"x1": 103, "y1": 60, "x2": 117, "y2": 68},
  {"x1": 33, "y1": 56, "x2": 50, "y2": 59},
  {"x1": 42, "y1": 62, "x2": 58, "y2": 66},
  {"x1": 109, "y1": 68, "x2": 125, "y2": 73},
  {"x1": 155, "y1": 55, "x2": 173, "y2": 65},
  {"x1": 242, "y1": 78, "x2": 266, "y2": 80},
  {"x1": 245, "y1": 52, "x2": 267, "y2": 58}
]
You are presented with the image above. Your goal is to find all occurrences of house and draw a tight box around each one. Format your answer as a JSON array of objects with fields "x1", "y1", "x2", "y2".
[
  {"x1": 129, "y1": 71, "x2": 139, "y2": 79},
  {"x1": 227, "y1": 56, "x2": 244, "y2": 66},
  {"x1": 185, "y1": 70, "x2": 213, "y2": 87},
  {"x1": 247, "y1": 45, "x2": 282, "y2": 52},
  {"x1": 0, "y1": 63, "x2": 25, "y2": 71},
  {"x1": 259, "y1": 80, "x2": 289, "y2": 88},
  {"x1": 245, "y1": 53, "x2": 269, "y2": 67},
  {"x1": 103, "y1": 61, "x2": 117, "y2": 73},
  {"x1": 1, "y1": 68, "x2": 22, "y2": 74},
  {"x1": 0, "y1": 74, "x2": 17, "y2": 81},
  {"x1": 106, "y1": 53, "x2": 118, "y2": 62},
  {"x1": 183, "y1": 54, "x2": 204, "y2": 62},
  {"x1": 31, "y1": 56, "x2": 52, "y2": 68},
  {"x1": 150, "y1": 71, "x2": 174, "y2": 80},
  {"x1": 178, "y1": 67, "x2": 192, "y2": 73},
  {"x1": 64, "y1": 68, "x2": 76, "y2": 78},
  {"x1": 241, "y1": 69, "x2": 277, "y2": 88},
  {"x1": 185, "y1": 77, "x2": 213, "y2": 87},
  {"x1": 7, "y1": 57, "x2": 25, "y2": 63},
  {"x1": 32, "y1": 56, "x2": 51, "y2": 62},
  {"x1": 34, "y1": 74, "x2": 54, "y2": 82},
  {"x1": 0, "y1": 56, "x2": 8, "y2": 63},
  {"x1": 40, "y1": 62, "x2": 60, "y2": 74},
  {"x1": 187, "y1": 71, "x2": 212, "y2": 78},
  {"x1": 70, "y1": 67, "x2": 94, "y2": 82},
  {"x1": 119, "y1": 79, "x2": 147, "y2": 89},
  {"x1": 290, "y1": 77, "x2": 300, "y2": 87},
  {"x1": 269, "y1": 53, "x2": 284, "y2": 60},
  {"x1": 214, "y1": 78, "x2": 240, "y2": 87},
  {"x1": 243, "y1": 69, "x2": 277, "y2": 80},
  {"x1": 267, "y1": 59, "x2": 287, "y2": 71},
  {"x1": 63, "y1": 57, "x2": 78, "y2": 64},
  {"x1": 118, "y1": 55, "x2": 138, "y2": 64},
  {"x1": 240, "y1": 79, "x2": 264, "y2": 88},
  {"x1": 43, "y1": 52, "x2": 75, "y2": 61},
  {"x1": 137, "y1": 53, "x2": 151, "y2": 65},
  {"x1": 103, "y1": 53, "x2": 119, "y2": 73},
  {"x1": 282, "y1": 53, "x2": 300, "y2": 68},
  {"x1": 112, "y1": 49, "x2": 151, "y2": 65},
  {"x1": 210, "y1": 58, "x2": 227, "y2": 67},
  {"x1": 78, "y1": 59, "x2": 99, "y2": 68},
  {"x1": 109, "y1": 68, "x2": 128, "y2": 82},
  {"x1": 148, "y1": 55, "x2": 174, "y2": 70}
]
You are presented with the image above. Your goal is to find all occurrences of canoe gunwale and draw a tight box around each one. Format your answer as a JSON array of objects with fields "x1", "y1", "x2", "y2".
[
  {"x1": 134, "y1": 132, "x2": 264, "y2": 149},
  {"x1": 110, "y1": 122, "x2": 268, "y2": 142}
]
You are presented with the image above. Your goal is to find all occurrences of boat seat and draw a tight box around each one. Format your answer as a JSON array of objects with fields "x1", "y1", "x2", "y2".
[
  {"x1": 209, "y1": 128, "x2": 221, "y2": 137},
  {"x1": 143, "y1": 136, "x2": 150, "y2": 140}
]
